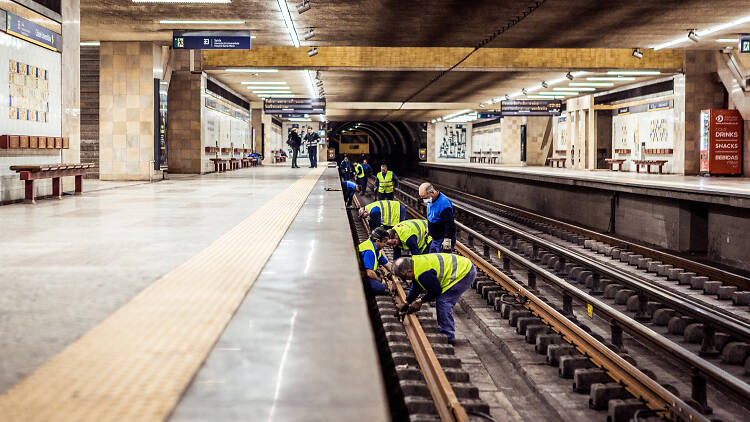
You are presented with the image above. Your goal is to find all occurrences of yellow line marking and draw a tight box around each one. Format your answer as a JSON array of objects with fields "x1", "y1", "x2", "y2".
[{"x1": 0, "y1": 168, "x2": 325, "y2": 422}]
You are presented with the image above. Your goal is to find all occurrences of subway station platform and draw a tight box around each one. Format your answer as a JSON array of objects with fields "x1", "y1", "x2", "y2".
[
  {"x1": 0, "y1": 165, "x2": 388, "y2": 421},
  {"x1": 420, "y1": 162, "x2": 750, "y2": 208}
]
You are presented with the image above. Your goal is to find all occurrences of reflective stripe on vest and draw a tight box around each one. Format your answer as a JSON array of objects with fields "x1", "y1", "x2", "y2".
[
  {"x1": 354, "y1": 163, "x2": 365, "y2": 178},
  {"x1": 394, "y1": 219, "x2": 429, "y2": 252},
  {"x1": 366, "y1": 200, "x2": 401, "y2": 227},
  {"x1": 358, "y1": 239, "x2": 382, "y2": 271},
  {"x1": 377, "y1": 171, "x2": 394, "y2": 193},
  {"x1": 413, "y1": 253, "x2": 472, "y2": 293}
]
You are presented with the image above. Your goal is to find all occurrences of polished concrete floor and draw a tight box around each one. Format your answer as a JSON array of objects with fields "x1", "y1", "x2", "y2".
[
  {"x1": 169, "y1": 168, "x2": 389, "y2": 422},
  {"x1": 0, "y1": 164, "x2": 374, "y2": 402}
]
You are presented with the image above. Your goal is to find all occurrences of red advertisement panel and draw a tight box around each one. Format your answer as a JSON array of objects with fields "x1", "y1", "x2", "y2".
[{"x1": 700, "y1": 109, "x2": 743, "y2": 175}]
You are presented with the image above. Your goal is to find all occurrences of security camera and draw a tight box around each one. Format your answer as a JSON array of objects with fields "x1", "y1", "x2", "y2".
[
  {"x1": 307, "y1": 47, "x2": 318, "y2": 57},
  {"x1": 297, "y1": 1, "x2": 311, "y2": 14},
  {"x1": 302, "y1": 29, "x2": 315, "y2": 40}
]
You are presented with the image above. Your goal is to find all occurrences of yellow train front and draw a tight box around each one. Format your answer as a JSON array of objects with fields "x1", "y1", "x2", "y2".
[{"x1": 337, "y1": 130, "x2": 370, "y2": 156}]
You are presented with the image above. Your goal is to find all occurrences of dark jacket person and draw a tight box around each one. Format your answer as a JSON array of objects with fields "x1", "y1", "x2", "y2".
[{"x1": 287, "y1": 128, "x2": 302, "y2": 168}]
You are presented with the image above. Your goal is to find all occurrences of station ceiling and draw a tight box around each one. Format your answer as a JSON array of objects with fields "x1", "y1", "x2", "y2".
[{"x1": 81, "y1": 0, "x2": 750, "y2": 121}]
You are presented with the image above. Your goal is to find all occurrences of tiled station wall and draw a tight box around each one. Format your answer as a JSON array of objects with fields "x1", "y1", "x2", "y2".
[{"x1": 80, "y1": 46, "x2": 100, "y2": 178}]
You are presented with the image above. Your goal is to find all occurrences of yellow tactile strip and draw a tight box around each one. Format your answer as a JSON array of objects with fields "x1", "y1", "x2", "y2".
[{"x1": 0, "y1": 168, "x2": 325, "y2": 422}]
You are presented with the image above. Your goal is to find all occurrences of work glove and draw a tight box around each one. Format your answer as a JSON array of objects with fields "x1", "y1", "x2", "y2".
[
  {"x1": 396, "y1": 303, "x2": 410, "y2": 321},
  {"x1": 407, "y1": 300, "x2": 423, "y2": 314},
  {"x1": 441, "y1": 238, "x2": 452, "y2": 251}
]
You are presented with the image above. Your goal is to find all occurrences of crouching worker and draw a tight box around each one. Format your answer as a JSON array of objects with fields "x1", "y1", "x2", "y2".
[
  {"x1": 393, "y1": 253, "x2": 477, "y2": 343},
  {"x1": 342, "y1": 180, "x2": 360, "y2": 208},
  {"x1": 359, "y1": 199, "x2": 406, "y2": 229},
  {"x1": 386, "y1": 219, "x2": 432, "y2": 260},
  {"x1": 358, "y1": 227, "x2": 393, "y2": 295}
]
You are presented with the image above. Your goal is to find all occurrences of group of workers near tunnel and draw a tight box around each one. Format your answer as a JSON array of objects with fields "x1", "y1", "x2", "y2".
[{"x1": 343, "y1": 163, "x2": 477, "y2": 344}]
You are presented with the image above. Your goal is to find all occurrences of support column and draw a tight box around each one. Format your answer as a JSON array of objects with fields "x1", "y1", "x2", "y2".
[
  {"x1": 61, "y1": 0, "x2": 81, "y2": 189},
  {"x1": 251, "y1": 109, "x2": 262, "y2": 155},
  {"x1": 262, "y1": 112, "x2": 274, "y2": 166},
  {"x1": 166, "y1": 71, "x2": 203, "y2": 173},
  {"x1": 426, "y1": 122, "x2": 436, "y2": 163}
]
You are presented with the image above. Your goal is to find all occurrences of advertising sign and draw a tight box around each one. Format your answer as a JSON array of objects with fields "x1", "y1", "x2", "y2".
[
  {"x1": 700, "y1": 109, "x2": 743, "y2": 175},
  {"x1": 173, "y1": 31, "x2": 251, "y2": 50},
  {"x1": 741, "y1": 34, "x2": 750, "y2": 53},
  {"x1": 264, "y1": 98, "x2": 326, "y2": 115},
  {"x1": 6, "y1": 12, "x2": 62, "y2": 51},
  {"x1": 501, "y1": 100, "x2": 562, "y2": 116}
]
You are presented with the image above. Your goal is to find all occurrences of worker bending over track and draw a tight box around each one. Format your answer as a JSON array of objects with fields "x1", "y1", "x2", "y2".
[
  {"x1": 342, "y1": 180, "x2": 359, "y2": 208},
  {"x1": 419, "y1": 182, "x2": 456, "y2": 253},
  {"x1": 394, "y1": 253, "x2": 477, "y2": 343},
  {"x1": 374, "y1": 164, "x2": 398, "y2": 200},
  {"x1": 386, "y1": 219, "x2": 432, "y2": 260},
  {"x1": 359, "y1": 199, "x2": 406, "y2": 229},
  {"x1": 358, "y1": 227, "x2": 393, "y2": 295}
]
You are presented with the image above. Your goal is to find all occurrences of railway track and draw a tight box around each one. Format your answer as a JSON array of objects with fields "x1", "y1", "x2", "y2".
[{"x1": 388, "y1": 177, "x2": 750, "y2": 420}]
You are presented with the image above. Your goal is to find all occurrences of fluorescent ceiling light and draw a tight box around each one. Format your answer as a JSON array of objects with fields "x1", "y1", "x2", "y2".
[
  {"x1": 262, "y1": 94, "x2": 296, "y2": 98},
  {"x1": 607, "y1": 71, "x2": 660, "y2": 76},
  {"x1": 241, "y1": 81, "x2": 287, "y2": 85},
  {"x1": 652, "y1": 14, "x2": 750, "y2": 49},
  {"x1": 716, "y1": 38, "x2": 739, "y2": 43},
  {"x1": 276, "y1": 0, "x2": 301, "y2": 48},
  {"x1": 443, "y1": 109, "x2": 472, "y2": 120},
  {"x1": 160, "y1": 81, "x2": 168, "y2": 85},
  {"x1": 249, "y1": 88, "x2": 291, "y2": 91},
  {"x1": 289, "y1": 118, "x2": 312, "y2": 121},
  {"x1": 554, "y1": 87, "x2": 595, "y2": 91},
  {"x1": 159, "y1": 20, "x2": 244, "y2": 24},
  {"x1": 587, "y1": 77, "x2": 636, "y2": 81},
  {"x1": 539, "y1": 92, "x2": 575, "y2": 96},
  {"x1": 134, "y1": 0, "x2": 230, "y2": 3},
  {"x1": 253, "y1": 91, "x2": 293, "y2": 94},
  {"x1": 527, "y1": 95, "x2": 565, "y2": 99},
  {"x1": 80, "y1": 41, "x2": 100, "y2": 46},
  {"x1": 226, "y1": 68, "x2": 278, "y2": 73},
  {"x1": 570, "y1": 82, "x2": 614, "y2": 87}
]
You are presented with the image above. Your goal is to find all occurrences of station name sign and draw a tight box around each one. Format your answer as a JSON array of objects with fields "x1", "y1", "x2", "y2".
[
  {"x1": 501, "y1": 100, "x2": 562, "y2": 116},
  {"x1": 5, "y1": 12, "x2": 62, "y2": 51},
  {"x1": 173, "y1": 30, "x2": 251, "y2": 50},
  {"x1": 264, "y1": 98, "x2": 326, "y2": 115}
]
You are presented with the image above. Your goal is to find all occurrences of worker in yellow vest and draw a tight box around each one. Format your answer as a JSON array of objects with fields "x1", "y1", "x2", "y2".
[
  {"x1": 393, "y1": 253, "x2": 476, "y2": 343},
  {"x1": 357, "y1": 227, "x2": 393, "y2": 295},
  {"x1": 353, "y1": 160, "x2": 367, "y2": 193},
  {"x1": 374, "y1": 164, "x2": 398, "y2": 200},
  {"x1": 385, "y1": 219, "x2": 432, "y2": 260},
  {"x1": 359, "y1": 200, "x2": 406, "y2": 229}
]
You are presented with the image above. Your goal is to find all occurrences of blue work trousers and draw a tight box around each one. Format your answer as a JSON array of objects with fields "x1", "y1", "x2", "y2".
[
  {"x1": 357, "y1": 177, "x2": 367, "y2": 195},
  {"x1": 436, "y1": 265, "x2": 476, "y2": 340},
  {"x1": 365, "y1": 277, "x2": 388, "y2": 295},
  {"x1": 428, "y1": 237, "x2": 456, "y2": 253},
  {"x1": 377, "y1": 192, "x2": 394, "y2": 200},
  {"x1": 344, "y1": 190, "x2": 356, "y2": 206}
]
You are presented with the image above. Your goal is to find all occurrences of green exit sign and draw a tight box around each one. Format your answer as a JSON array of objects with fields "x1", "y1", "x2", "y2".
[
  {"x1": 174, "y1": 37, "x2": 184, "y2": 48},
  {"x1": 741, "y1": 35, "x2": 750, "y2": 53}
]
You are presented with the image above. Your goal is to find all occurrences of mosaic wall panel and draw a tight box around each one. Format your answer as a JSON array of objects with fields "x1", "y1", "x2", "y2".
[{"x1": 436, "y1": 122, "x2": 471, "y2": 162}]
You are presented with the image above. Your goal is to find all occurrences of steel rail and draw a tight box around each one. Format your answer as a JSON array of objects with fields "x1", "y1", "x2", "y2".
[
  {"x1": 353, "y1": 194, "x2": 468, "y2": 422},
  {"x1": 400, "y1": 178, "x2": 750, "y2": 292},
  {"x1": 394, "y1": 189, "x2": 750, "y2": 412}
]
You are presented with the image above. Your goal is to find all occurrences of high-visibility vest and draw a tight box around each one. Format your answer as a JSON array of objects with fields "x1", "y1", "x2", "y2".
[
  {"x1": 354, "y1": 163, "x2": 365, "y2": 179},
  {"x1": 413, "y1": 253, "x2": 473, "y2": 294},
  {"x1": 365, "y1": 200, "x2": 401, "y2": 227},
  {"x1": 358, "y1": 239, "x2": 383, "y2": 271},
  {"x1": 393, "y1": 219, "x2": 431, "y2": 253},
  {"x1": 377, "y1": 171, "x2": 394, "y2": 193}
]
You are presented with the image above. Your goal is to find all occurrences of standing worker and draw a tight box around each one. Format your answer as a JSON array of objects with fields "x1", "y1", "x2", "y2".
[
  {"x1": 362, "y1": 159, "x2": 372, "y2": 192},
  {"x1": 339, "y1": 156, "x2": 352, "y2": 180},
  {"x1": 359, "y1": 199, "x2": 406, "y2": 229},
  {"x1": 386, "y1": 219, "x2": 432, "y2": 260},
  {"x1": 304, "y1": 127, "x2": 320, "y2": 168},
  {"x1": 342, "y1": 180, "x2": 360, "y2": 208},
  {"x1": 374, "y1": 164, "x2": 398, "y2": 200},
  {"x1": 419, "y1": 183, "x2": 455, "y2": 253},
  {"x1": 353, "y1": 160, "x2": 367, "y2": 194},
  {"x1": 286, "y1": 128, "x2": 302, "y2": 168},
  {"x1": 358, "y1": 227, "x2": 393, "y2": 295},
  {"x1": 394, "y1": 254, "x2": 477, "y2": 344}
]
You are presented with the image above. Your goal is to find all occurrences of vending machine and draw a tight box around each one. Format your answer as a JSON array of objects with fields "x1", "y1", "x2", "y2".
[{"x1": 699, "y1": 109, "x2": 743, "y2": 175}]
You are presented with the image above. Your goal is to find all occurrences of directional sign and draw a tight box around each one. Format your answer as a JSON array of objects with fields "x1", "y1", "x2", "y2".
[
  {"x1": 173, "y1": 31, "x2": 251, "y2": 50},
  {"x1": 479, "y1": 112, "x2": 503, "y2": 119},
  {"x1": 264, "y1": 98, "x2": 326, "y2": 115},
  {"x1": 501, "y1": 100, "x2": 562, "y2": 116},
  {"x1": 6, "y1": 12, "x2": 62, "y2": 51},
  {"x1": 741, "y1": 34, "x2": 750, "y2": 53}
]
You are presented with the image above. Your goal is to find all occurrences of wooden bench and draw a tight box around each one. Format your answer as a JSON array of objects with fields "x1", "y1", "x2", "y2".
[
  {"x1": 241, "y1": 158, "x2": 252, "y2": 168},
  {"x1": 10, "y1": 163, "x2": 94, "y2": 204},
  {"x1": 210, "y1": 158, "x2": 228, "y2": 172},
  {"x1": 604, "y1": 158, "x2": 626, "y2": 171},
  {"x1": 228, "y1": 158, "x2": 240, "y2": 170},
  {"x1": 632, "y1": 159, "x2": 668, "y2": 174},
  {"x1": 546, "y1": 157, "x2": 567, "y2": 168}
]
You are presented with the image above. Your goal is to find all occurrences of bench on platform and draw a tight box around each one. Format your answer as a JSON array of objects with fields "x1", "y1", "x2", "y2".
[
  {"x1": 241, "y1": 158, "x2": 252, "y2": 168},
  {"x1": 633, "y1": 159, "x2": 668, "y2": 174},
  {"x1": 604, "y1": 158, "x2": 626, "y2": 171},
  {"x1": 210, "y1": 158, "x2": 228, "y2": 172},
  {"x1": 9, "y1": 163, "x2": 94, "y2": 204},
  {"x1": 546, "y1": 157, "x2": 566, "y2": 168},
  {"x1": 228, "y1": 158, "x2": 240, "y2": 170}
]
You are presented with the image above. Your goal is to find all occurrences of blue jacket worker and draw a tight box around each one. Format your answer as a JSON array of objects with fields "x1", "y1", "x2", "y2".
[
  {"x1": 358, "y1": 227, "x2": 393, "y2": 295},
  {"x1": 342, "y1": 180, "x2": 359, "y2": 207},
  {"x1": 359, "y1": 200, "x2": 406, "y2": 229},
  {"x1": 394, "y1": 253, "x2": 477, "y2": 342},
  {"x1": 374, "y1": 164, "x2": 398, "y2": 200},
  {"x1": 419, "y1": 182, "x2": 455, "y2": 253},
  {"x1": 385, "y1": 219, "x2": 432, "y2": 260},
  {"x1": 340, "y1": 156, "x2": 352, "y2": 180}
]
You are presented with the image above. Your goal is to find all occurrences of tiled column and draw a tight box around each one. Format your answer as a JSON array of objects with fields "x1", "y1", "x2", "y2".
[
  {"x1": 61, "y1": 0, "x2": 81, "y2": 187},
  {"x1": 99, "y1": 42, "x2": 156, "y2": 180},
  {"x1": 167, "y1": 71, "x2": 203, "y2": 173},
  {"x1": 251, "y1": 109, "x2": 262, "y2": 154},
  {"x1": 261, "y1": 113, "x2": 274, "y2": 165},
  {"x1": 426, "y1": 123, "x2": 435, "y2": 162}
]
